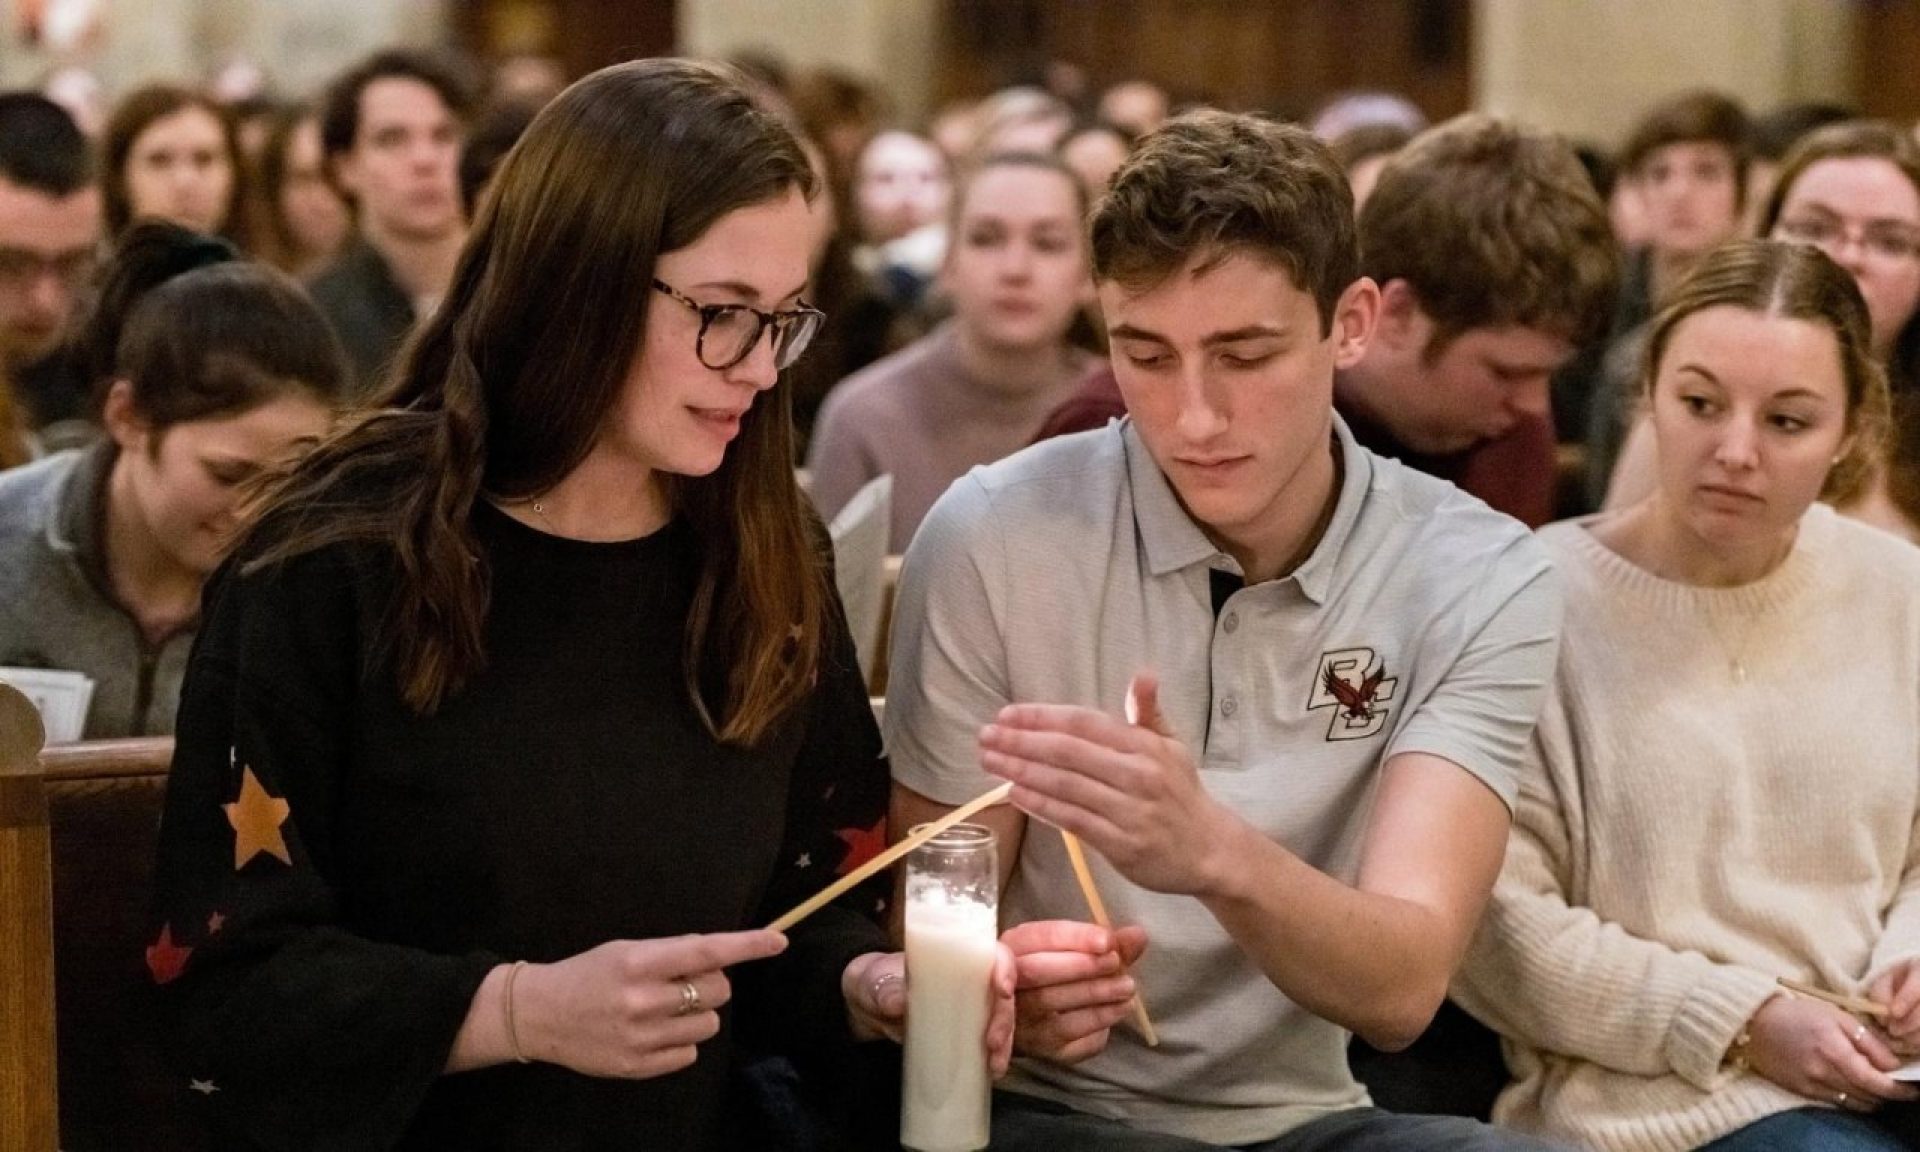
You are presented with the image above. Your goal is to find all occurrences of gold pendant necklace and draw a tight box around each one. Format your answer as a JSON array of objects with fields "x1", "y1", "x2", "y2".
[
  {"x1": 1703, "y1": 605, "x2": 1765, "y2": 685},
  {"x1": 525, "y1": 498, "x2": 559, "y2": 533}
]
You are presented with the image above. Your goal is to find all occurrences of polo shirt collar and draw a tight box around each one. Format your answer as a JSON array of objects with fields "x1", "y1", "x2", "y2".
[
  {"x1": 1122, "y1": 411, "x2": 1373, "y2": 605},
  {"x1": 1291, "y1": 412, "x2": 1371, "y2": 605}
]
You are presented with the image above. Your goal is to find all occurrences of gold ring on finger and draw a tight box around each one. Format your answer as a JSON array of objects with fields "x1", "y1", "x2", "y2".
[{"x1": 674, "y1": 979, "x2": 702, "y2": 1017}]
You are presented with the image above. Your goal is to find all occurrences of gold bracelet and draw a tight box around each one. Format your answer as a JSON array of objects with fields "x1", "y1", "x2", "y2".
[
  {"x1": 503, "y1": 961, "x2": 530, "y2": 1064},
  {"x1": 1727, "y1": 1025, "x2": 1752, "y2": 1073}
]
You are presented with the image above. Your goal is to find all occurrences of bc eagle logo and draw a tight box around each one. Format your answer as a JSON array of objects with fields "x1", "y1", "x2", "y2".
[{"x1": 1307, "y1": 648, "x2": 1398, "y2": 740}]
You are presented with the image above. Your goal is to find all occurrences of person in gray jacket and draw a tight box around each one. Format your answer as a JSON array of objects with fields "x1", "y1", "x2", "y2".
[{"x1": 0, "y1": 223, "x2": 347, "y2": 738}]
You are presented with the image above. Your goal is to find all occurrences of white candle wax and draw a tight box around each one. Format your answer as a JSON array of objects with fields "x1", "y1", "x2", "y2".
[{"x1": 901, "y1": 889, "x2": 997, "y2": 1152}]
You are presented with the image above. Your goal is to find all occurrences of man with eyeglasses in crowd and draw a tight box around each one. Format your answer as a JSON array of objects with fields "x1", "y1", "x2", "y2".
[{"x1": 0, "y1": 93, "x2": 100, "y2": 453}]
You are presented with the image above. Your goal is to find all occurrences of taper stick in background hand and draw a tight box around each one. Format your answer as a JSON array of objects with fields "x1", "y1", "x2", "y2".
[
  {"x1": 1777, "y1": 977, "x2": 1890, "y2": 1019},
  {"x1": 1061, "y1": 829, "x2": 1160, "y2": 1046}
]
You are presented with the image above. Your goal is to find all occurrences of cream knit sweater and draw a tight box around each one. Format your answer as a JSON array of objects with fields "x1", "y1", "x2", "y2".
[{"x1": 1455, "y1": 505, "x2": 1920, "y2": 1152}]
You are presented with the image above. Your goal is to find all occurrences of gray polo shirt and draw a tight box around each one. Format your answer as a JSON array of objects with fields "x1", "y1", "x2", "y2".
[{"x1": 887, "y1": 414, "x2": 1560, "y2": 1145}]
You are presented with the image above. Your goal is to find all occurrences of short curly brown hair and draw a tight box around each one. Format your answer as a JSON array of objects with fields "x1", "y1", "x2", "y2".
[
  {"x1": 1089, "y1": 110, "x2": 1357, "y2": 334},
  {"x1": 1359, "y1": 114, "x2": 1618, "y2": 357}
]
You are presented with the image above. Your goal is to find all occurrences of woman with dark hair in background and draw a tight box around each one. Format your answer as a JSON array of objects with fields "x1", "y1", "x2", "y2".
[
  {"x1": 252, "y1": 104, "x2": 349, "y2": 279},
  {"x1": 101, "y1": 85, "x2": 250, "y2": 249},
  {"x1": 0, "y1": 222, "x2": 347, "y2": 737},
  {"x1": 150, "y1": 58, "x2": 1012, "y2": 1149}
]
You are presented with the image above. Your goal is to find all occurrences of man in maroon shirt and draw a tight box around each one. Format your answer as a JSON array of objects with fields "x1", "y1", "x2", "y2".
[{"x1": 1040, "y1": 115, "x2": 1617, "y2": 528}]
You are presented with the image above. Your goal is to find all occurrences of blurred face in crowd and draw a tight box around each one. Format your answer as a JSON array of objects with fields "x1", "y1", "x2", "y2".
[
  {"x1": 1104, "y1": 252, "x2": 1373, "y2": 567},
  {"x1": 854, "y1": 131, "x2": 949, "y2": 245},
  {"x1": 929, "y1": 102, "x2": 979, "y2": 164},
  {"x1": 1637, "y1": 140, "x2": 1741, "y2": 260},
  {"x1": 1062, "y1": 125, "x2": 1129, "y2": 200},
  {"x1": 335, "y1": 76, "x2": 463, "y2": 243},
  {"x1": 619, "y1": 186, "x2": 814, "y2": 485},
  {"x1": 125, "y1": 105, "x2": 234, "y2": 235},
  {"x1": 1647, "y1": 305, "x2": 1851, "y2": 558},
  {"x1": 942, "y1": 163, "x2": 1088, "y2": 356},
  {"x1": 279, "y1": 116, "x2": 350, "y2": 265},
  {"x1": 981, "y1": 112, "x2": 1072, "y2": 157},
  {"x1": 1099, "y1": 81, "x2": 1168, "y2": 138},
  {"x1": 1609, "y1": 175, "x2": 1652, "y2": 250},
  {"x1": 1361, "y1": 281, "x2": 1573, "y2": 454},
  {"x1": 1770, "y1": 156, "x2": 1920, "y2": 361},
  {"x1": 0, "y1": 175, "x2": 99, "y2": 366},
  {"x1": 104, "y1": 381, "x2": 331, "y2": 576}
]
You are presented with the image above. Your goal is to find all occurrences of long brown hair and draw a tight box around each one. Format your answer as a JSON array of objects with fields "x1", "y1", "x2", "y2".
[
  {"x1": 1640, "y1": 239, "x2": 1890, "y2": 501},
  {"x1": 244, "y1": 58, "x2": 829, "y2": 746}
]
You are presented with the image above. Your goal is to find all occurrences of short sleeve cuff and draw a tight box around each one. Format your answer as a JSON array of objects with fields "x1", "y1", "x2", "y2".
[
  {"x1": 888, "y1": 738, "x2": 996, "y2": 808},
  {"x1": 1381, "y1": 731, "x2": 1522, "y2": 812}
]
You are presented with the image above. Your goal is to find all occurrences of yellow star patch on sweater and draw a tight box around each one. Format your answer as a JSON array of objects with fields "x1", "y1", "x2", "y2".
[{"x1": 223, "y1": 767, "x2": 291, "y2": 869}]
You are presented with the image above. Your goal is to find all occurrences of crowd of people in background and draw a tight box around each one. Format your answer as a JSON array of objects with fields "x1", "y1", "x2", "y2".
[{"x1": 6, "y1": 36, "x2": 1920, "y2": 1152}]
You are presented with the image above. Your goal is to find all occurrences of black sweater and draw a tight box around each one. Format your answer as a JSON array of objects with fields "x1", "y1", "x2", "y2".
[{"x1": 150, "y1": 502, "x2": 893, "y2": 1150}]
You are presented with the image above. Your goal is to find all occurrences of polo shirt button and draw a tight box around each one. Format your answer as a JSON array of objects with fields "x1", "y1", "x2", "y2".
[
  {"x1": 1223, "y1": 611, "x2": 1239, "y2": 634},
  {"x1": 1220, "y1": 695, "x2": 1238, "y2": 718}
]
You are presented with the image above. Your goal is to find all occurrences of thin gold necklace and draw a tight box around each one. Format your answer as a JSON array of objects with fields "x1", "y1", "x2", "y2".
[
  {"x1": 490, "y1": 492, "x2": 560, "y2": 534},
  {"x1": 1624, "y1": 502, "x2": 1787, "y2": 684},
  {"x1": 1702, "y1": 604, "x2": 1767, "y2": 685},
  {"x1": 526, "y1": 498, "x2": 555, "y2": 528}
]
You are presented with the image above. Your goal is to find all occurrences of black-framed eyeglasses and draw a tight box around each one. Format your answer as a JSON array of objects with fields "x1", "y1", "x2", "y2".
[
  {"x1": 0, "y1": 245, "x2": 95, "y2": 293},
  {"x1": 652, "y1": 278, "x2": 826, "y2": 371}
]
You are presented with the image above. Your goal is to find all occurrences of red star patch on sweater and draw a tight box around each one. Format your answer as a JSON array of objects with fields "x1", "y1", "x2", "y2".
[
  {"x1": 147, "y1": 924, "x2": 192, "y2": 985},
  {"x1": 834, "y1": 818, "x2": 887, "y2": 876}
]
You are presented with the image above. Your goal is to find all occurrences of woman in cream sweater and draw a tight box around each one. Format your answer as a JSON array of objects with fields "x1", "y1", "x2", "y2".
[{"x1": 1457, "y1": 239, "x2": 1920, "y2": 1152}]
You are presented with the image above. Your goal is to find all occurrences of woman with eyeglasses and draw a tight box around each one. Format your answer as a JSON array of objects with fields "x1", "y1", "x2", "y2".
[
  {"x1": 150, "y1": 59, "x2": 1014, "y2": 1150},
  {"x1": 1762, "y1": 121, "x2": 1920, "y2": 541},
  {"x1": 1607, "y1": 122, "x2": 1920, "y2": 542}
]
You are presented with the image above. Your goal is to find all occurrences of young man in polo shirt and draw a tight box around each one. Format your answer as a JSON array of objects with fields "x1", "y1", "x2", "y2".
[
  {"x1": 1035, "y1": 114, "x2": 1617, "y2": 529},
  {"x1": 886, "y1": 111, "x2": 1564, "y2": 1150}
]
